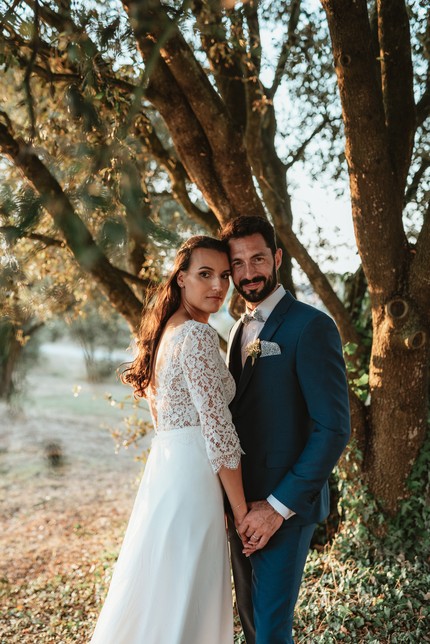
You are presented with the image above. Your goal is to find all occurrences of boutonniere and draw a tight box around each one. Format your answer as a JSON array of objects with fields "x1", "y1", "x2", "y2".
[
  {"x1": 245, "y1": 339, "x2": 261, "y2": 365},
  {"x1": 245, "y1": 339, "x2": 282, "y2": 365}
]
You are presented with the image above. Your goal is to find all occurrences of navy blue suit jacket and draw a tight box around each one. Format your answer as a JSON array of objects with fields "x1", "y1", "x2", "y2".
[{"x1": 227, "y1": 291, "x2": 351, "y2": 526}]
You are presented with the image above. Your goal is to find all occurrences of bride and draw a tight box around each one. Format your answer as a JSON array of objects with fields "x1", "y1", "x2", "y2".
[{"x1": 90, "y1": 236, "x2": 256, "y2": 644}]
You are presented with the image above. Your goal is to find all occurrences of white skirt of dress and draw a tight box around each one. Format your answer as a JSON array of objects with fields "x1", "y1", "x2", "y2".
[{"x1": 90, "y1": 425, "x2": 233, "y2": 644}]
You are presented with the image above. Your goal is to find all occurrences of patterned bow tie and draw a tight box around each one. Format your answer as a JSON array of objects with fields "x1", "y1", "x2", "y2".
[{"x1": 241, "y1": 309, "x2": 265, "y2": 325}]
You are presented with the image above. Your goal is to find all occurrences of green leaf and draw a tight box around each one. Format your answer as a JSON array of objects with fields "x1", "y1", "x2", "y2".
[
  {"x1": 353, "y1": 373, "x2": 369, "y2": 387},
  {"x1": 344, "y1": 342, "x2": 358, "y2": 355}
]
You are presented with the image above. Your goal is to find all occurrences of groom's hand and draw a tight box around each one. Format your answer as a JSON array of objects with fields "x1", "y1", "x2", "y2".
[{"x1": 237, "y1": 500, "x2": 284, "y2": 551}]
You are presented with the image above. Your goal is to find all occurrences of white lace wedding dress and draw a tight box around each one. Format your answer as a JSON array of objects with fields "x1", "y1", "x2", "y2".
[{"x1": 90, "y1": 320, "x2": 242, "y2": 644}]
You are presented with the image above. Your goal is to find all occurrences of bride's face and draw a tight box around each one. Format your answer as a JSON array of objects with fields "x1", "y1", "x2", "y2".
[{"x1": 177, "y1": 248, "x2": 231, "y2": 321}]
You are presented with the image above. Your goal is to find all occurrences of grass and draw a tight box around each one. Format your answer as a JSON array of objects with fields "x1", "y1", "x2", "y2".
[{"x1": 2, "y1": 532, "x2": 428, "y2": 643}]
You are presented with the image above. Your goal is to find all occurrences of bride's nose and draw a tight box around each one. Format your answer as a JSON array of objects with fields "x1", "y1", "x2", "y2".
[{"x1": 211, "y1": 277, "x2": 223, "y2": 293}]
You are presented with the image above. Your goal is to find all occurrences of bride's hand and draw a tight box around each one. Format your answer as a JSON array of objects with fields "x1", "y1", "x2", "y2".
[
  {"x1": 233, "y1": 507, "x2": 259, "y2": 554},
  {"x1": 233, "y1": 506, "x2": 248, "y2": 528},
  {"x1": 242, "y1": 541, "x2": 259, "y2": 556}
]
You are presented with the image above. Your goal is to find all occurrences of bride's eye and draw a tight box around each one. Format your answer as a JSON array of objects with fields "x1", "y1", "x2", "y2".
[{"x1": 199, "y1": 271, "x2": 210, "y2": 278}]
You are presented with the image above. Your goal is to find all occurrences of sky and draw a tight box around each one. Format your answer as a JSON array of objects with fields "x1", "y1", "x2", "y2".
[{"x1": 290, "y1": 170, "x2": 360, "y2": 275}]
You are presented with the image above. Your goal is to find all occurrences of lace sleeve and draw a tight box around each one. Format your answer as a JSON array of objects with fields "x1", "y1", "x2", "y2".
[{"x1": 180, "y1": 323, "x2": 242, "y2": 474}]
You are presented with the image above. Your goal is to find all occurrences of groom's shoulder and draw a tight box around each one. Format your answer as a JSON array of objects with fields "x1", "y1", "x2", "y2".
[
  {"x1": 285, "y1": 291, "x2": 323, "y2": 316},
  {"x1": 285, "y1": 293, "x2": 333, "y2": 327}
]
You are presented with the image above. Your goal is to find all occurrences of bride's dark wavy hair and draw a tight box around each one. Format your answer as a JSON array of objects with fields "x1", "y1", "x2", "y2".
[{"x1": 121, "y1": 235, "x2": 229, "y2": 397}]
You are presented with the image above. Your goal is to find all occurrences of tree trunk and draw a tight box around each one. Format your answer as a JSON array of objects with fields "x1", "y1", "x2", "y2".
[
  {"x1": 0, "y1": 322, "x2": 22, "y2": 400},
  {"x1": 321, "y1": 0, "x2": 429, "y2": 513},
  {"x1": 122, "y1": 0, "x2": 266, "y2": 224},
  {"x1": 366, "y1": 301, "x2": 429, "y2": 513}
]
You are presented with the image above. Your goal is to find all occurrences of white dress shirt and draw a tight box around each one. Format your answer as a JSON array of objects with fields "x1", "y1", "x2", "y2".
[
  {"x1": 241, "y1": 285, "x2": 286, "y2": 366},
  {"x1": 240, "y1": 285, "x2": 296, "y2": 521}
]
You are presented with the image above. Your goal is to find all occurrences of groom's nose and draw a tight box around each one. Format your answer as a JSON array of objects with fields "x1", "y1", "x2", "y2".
[{"x1": 242, "y1": 261, "x2": 258, "y2": 280}]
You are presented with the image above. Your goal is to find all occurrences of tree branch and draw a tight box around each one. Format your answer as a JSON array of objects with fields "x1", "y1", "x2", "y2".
[
  {"x1": 0, "y1": 115, "x2": 143, "y2": 332},
  {"x1": 114, "y1": 267, "x2": 152, "y2": 288},
  {"x1": 7, "y1": 5, "x2": 222, "y2": 233},
  {"x1": 24, "y1": 0, "x2": 95, "y2": 52},
  {"x1": 233, "y1": 6, "x2": 356, "y2": 323},
  {"x1": 240, "y1": 33, "x2": 297, "y2": 291},
  {"x1": 244, "y1": 0, "x2": 261, "y2": 76},
  {"x1": 0, "y1": 225, "x2": 150, "y2": 288},
  {"x1": 25, "y1": 0, "x2": 243, "y2": 225},
  {"x1": 134, "y1": 114, "x2": 219, "y2": 233},
  {"x1": 321, "y1": 0, "x2": 409, "y2": 305},
  {"x1": 269, "y1": 0, "x2": 301, "y2": 98},
  {"x1": 284, "y1": 116, "x2": 330, "y2": 170},
  {"x1": 377, "y1": 0, "x2": 415, "y2": 189},
  {"x1": 29, "y1": 61, "x2": 135, "y2": 94},
  {"x1": 404, "y1": 157, "x2": 430, "y2": 206},
  {"x1": 21, "y1": 0, "x2": 40, "y2": 140},
  {"x1": 0, "y1": 226, "x2": 65, "y2": 247},
  {"x1": 275, "y1": 216, "x2": 362, "y2": 347},
  {"x1": 144, "y1": 61, "x2": 236, "y2": 224},
  {"x1": 0, "y1": 0, "x2": 22, "y2": 31},
  {"x1": 239, "y1": 63, "x2": 359, "y2": 342},
  {"x1": 192, "y1": 0, "x2": 247, "y2": 130},
  {"x1": 123, "y1": 0, "x2": 265, "y2": 222},
  {"x1": 416, "y1": 84, "x2": 430, "y2": 130},
  {"x1": 410, "y1": 201, "x2": 430, "y2": 318},
  {"x1": 3, "y1": 21, "x2": 137, "y2": 96},
  {"x1": 348, "y1": 387, "x2": 367, "y2": 458}
]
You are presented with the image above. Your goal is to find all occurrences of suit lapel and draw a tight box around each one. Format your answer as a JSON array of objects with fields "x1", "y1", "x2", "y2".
[
  {"x1": 226, "y1": 318, "x2": 242, "y2": 369},
  {"x1": 234, "y1": 292, "x2": 295, "y2": 403},
  {"x1": 227, "y1": 320, "x2": 244, "y2": 387}
]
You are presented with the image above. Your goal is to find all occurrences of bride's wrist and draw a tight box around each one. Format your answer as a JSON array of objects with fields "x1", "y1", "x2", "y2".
[
  {"x1": 234, "y1": 510, "x2": 247, "y2": 524},
  {"x1": 233, "y1": 501, "x2": 247, "y2": 523},
  {"x1": 232, "y1": 500, "x2": 246, "y2": 512}
]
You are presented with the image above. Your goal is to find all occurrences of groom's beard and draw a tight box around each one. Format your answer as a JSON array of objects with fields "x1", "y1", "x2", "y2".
[{"x1": 235, "y1": 265, "x2": 278, "y2": 303}]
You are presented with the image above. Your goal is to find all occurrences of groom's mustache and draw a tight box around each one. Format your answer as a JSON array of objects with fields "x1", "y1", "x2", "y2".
[{"x1": 239, "y1": 276, "x2": 266, "y2": 287}]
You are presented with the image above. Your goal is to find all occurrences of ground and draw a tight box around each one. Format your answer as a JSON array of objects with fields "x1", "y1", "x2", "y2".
[
  {"x1": 2, "y1": 343, "x2": 428, "y2": 643},
  {"x1": 0, "y1": 342, "x2": 147, "y2": 642}
]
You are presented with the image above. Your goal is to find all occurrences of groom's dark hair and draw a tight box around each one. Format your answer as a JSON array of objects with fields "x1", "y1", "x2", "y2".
[{"x1": 219, "y1": 216, "x2": 277, "y2": 255}]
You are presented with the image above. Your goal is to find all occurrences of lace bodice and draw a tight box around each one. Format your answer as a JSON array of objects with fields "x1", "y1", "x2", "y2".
[{"x1": 146, "y1": 321, "x2": 242, "y2": 474}]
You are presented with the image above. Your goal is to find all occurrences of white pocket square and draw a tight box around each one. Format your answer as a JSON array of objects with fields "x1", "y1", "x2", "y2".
[{"x1": 260, "y1": 340, "x2": 281, "y2": 357}]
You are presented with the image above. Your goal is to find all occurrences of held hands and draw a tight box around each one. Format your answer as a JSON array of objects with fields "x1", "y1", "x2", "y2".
[
  {"x1": 233, "y1": 503, "x2": 248, "y2": 528},
  {"x1": 237, "y1": 500, "x2": 284, "y2": 555}
]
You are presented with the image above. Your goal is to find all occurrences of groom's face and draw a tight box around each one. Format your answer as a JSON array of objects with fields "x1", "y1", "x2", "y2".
[{"x1": 228, "y1": 233, "x2": 282, "y2": 305}]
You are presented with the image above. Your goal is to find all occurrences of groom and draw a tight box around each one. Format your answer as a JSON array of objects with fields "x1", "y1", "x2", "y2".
[{"x1": 220, "y1": 216, "x2": 350, "y2": 644}]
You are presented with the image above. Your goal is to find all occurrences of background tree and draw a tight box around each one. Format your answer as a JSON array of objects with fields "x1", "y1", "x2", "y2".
[
  {"x1": 320, "y1": 0, "x2": 429, "y2": 513},
  {"x1": 0, "y1": 0, "x2": 428, "y2": 515}
]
